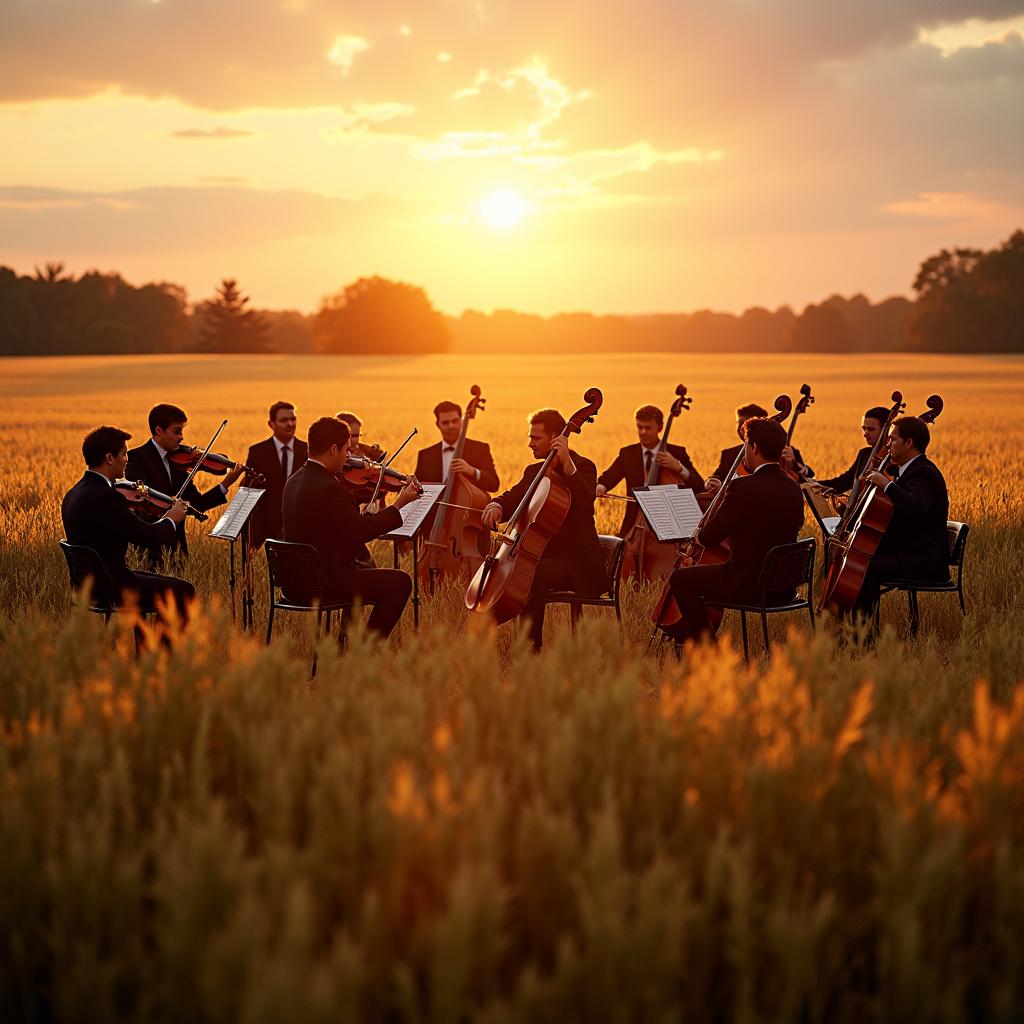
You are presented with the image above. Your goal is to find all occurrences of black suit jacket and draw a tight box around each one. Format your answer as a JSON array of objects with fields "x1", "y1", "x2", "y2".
[
  {"x1": 877, "y1": 456, "x2": 950, "y2": 580},
  {"x1": 699, "y1": 464, "x2": 805, "y2": 589},
  {"x1": 125, "y1": 440, "x2": 227, "y2": 558},
  {"x1": 598, "y1": 442, "x2": 705, "y2": 536},
  {"x1": 282, "y1": 461, "x2": 402, "y2": 597},
  {"x1": 710, "y1": 443, "x2": 812, "y2": 483},
  {"x1": 414, "y1": 438, "x2": 499, "y2": 492},
  {"x1": 244, "y1": 436, "x2": 309, "y2": 548},
  {"x1": 494, "y1": 453, "x2": 607, "y2": 596},
  {"x1": 61, "y1": 472, "x2": 178, "y2": 587},
  {"x1": 816, "y1": 446, "x2": 872, "y2": 494}
]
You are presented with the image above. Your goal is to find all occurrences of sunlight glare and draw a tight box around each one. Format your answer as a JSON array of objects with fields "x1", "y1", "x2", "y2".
[{"x1": 479, "y1": 189, "x2": 532, "y2": 230}]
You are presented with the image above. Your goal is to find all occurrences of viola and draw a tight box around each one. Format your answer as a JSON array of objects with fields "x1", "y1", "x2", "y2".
[
  {"x1": 421, "y1": 384, "x2": 491, "y2": 588},
  {"x1": 341, "y1": 455, "x2": 422, "y2": 496},
  {"x1": 168, "y1": 444, "x2": 264, "y2": 483},
  {"x1": 113, "y1": 479, "x2": 208, "y2": 522},
  {"x1": 651, "y1": 394, "x2": 793, "y2": 632},
  {"x1": 465, "y1": 388, "x2": 603, "y2": 624}
]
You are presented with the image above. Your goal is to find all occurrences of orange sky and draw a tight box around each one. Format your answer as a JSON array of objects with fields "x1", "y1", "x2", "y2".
[{"x1": 1, "y1": 2, "x2": 1022, "y2": 315}]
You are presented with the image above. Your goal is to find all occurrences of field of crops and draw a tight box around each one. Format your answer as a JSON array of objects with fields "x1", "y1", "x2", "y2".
[{"x1": 2, "y1": 352, "x2": 1024, "y2": 1021}]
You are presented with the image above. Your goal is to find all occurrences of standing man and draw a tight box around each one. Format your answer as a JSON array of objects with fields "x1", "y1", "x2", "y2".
[
  {"x1": 811, "y1": 406, "x2": 890, "y2": 496},
  {"x1": 596, "y1": 404, "x2": 704, "y2": 536},
  {"x1": 244, "y1": 401, "x2": 307, "y2": 550},
  {"x1": 126, "y1": 403, "x2": 244, "y2": 564},
  {"x1": 414, "y1": 400, "x2": 500, "y2": 493},
  {"x1": 62, "y1": 426, "x2": 193, "y2": 624},
  {"x1": 479, "y1": 409, "x2": 606, "y2": 650},
  {"x1": 662, "y1": 417, "x2": 804, "y2": 646},
  {"x1": 282, "y1": 416, "x2": 421, "y2": 640}
]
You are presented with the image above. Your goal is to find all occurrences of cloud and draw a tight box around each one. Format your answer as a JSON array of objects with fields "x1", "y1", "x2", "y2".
[{"x1": 171, "y1": 127, "x2": 254, "y2": 139}]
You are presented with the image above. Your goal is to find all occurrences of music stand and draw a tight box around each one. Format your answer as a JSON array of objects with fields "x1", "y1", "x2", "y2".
[
  {"x1": 209, "y1": 486, "x2": 265, "y2": 630},
  {"x1": 801, "y1": 483, "x2": 840, "y2": 539},
  {"x1": 381, "y1": 483, "x2": 445, "y2": 629},
  {"x1": 632, "y1": 484, "x2": 703, "y2": 542}
]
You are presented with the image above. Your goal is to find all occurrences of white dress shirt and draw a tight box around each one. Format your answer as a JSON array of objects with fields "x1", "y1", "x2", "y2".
[
  {"x1": 441, "y1": 443, "x2": 481, "y2": 482},
  {"x1": 273, "y1": 436, "x2": 295, "y2": 480}
]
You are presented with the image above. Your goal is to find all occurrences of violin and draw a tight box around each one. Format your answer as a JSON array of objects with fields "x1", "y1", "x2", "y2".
[
  {"x1": 355, "y1": 441, "x2": 387, "y2": 463},
  {"x1": 169, "y1": 444, "x2": 264, "y2": 483},
  {"x1": 113, "y1": 480, "x2": 208, "y2": 522},
  {"x1": 341, "y1": 455, "x2": 422, "y2": 497}
]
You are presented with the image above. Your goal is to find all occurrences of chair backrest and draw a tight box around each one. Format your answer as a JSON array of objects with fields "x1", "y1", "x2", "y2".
[
  {"x1": 598, "y1": 534, "x2": 626, "y2": 596},
  {"x1": 264, "y1": 539, "x2": 327, "y2": 598},
  {"x1": 58, "y1": 540, "x2": 116, "y2": 609},
  {"x1": 756, "y1": 537, "x2": 816, "y2": 594},
  {"x1": 946, "y1": 521, "x2": 969, "y2": 568}
]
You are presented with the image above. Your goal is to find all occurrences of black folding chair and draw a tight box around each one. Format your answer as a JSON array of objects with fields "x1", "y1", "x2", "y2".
[
  {"x1": 264, "y1": 540, "x2": 354, "y2": 677},
  {"x1": 717, "y1": 538, "x2": 817, "y2": 662},
  {"x1": 545, "y1": 535, "x2": 626, "y2": 632},
  {"x1": 877, "y1": 521, "x2": 970, "y2": 637},
  {"x1": 58, "y1": 540, "x2": 157, "y2": 623}
]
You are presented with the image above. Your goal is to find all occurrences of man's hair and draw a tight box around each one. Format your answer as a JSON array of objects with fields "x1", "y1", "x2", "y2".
[
  {"x1": 864, "y1": 406, "x2": 890, "y2": 424},
  {"x1": 307, "y1": 416, "x2": 350, "y2": 456},
  {"x1": 83, "y1": 425, "x2": 131, "y2": 467},
  {"x1": 335, "y1": 411, "x2": 362, "y2": 429},
  {"x1": 742, "y1": 417, "x2": 787, "y2": 461},
  {"x1": 736, "y1": 403, "x2": 768, "y2": 421},
  {"x1": 433, "y1": 400, "x2": 462, "y2": 421},
  {"x1": 268, "y1": 401, "x2": 295, "y2": 422},
  {"x1": 148, "y1": 403, "x2": 187, "y2": 433},
  {"x1": 529, "y1": 408, "x2": 566, "y2": 436},
  {"x1": 892, "y1": 415, "x2": 930, "y2": 452},
  {"x1": 634, "y1": 404, "x2": 664, "y2": 428}
]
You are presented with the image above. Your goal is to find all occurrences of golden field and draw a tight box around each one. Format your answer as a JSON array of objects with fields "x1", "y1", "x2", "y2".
[{"x1": 3, "y1": 352, "x2": 1024, "y2": 1022}]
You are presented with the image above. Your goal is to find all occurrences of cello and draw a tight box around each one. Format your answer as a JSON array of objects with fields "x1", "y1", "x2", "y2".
[
  {"x1": 819, "y1": 394, "x2": 943, "y2": 615},
  {"x1": 420, "y1": 385, "x2": 491, "y2": 588},
  {"x1": 621, "y1": 384, "x2": 694, "y2": 583},
  {"x1": 465, "y1": 388, "x2": 602, "y2": 625},
  {"x1": 782, "y1": 383, "x2": 814, "y2": 481},
  {"x1": 650, "y1": 395, "x2": 793, "y2": 633}
]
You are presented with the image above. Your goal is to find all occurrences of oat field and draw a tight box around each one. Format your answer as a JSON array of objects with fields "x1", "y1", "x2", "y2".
[{"x1": 3, "y1": 352, "x2": 1024, "y2": 1022}]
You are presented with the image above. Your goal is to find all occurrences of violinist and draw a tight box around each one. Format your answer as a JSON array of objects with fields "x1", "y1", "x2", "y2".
[
  {"x1": 810, "y1": 406, "x2": 890, "y2": 497},
  {"x1": 243, "y1": 401, "x2": 308, "y2": 550},
  {"x1": 702, "y1": 403, "x2": 813, "y2": 500},
  {"x1": 61, "y1": 426, "x2": 195, "y2": 623},
  {"x1": 126, "y1": 403, "x2": 244, "y2": 564},
  {"x1": 596, "y1": 404, "x2": 704, "y2": 536},
  {"x1": 282, "y1": 416, "x2": 420, "y2": 640},
  {"x1": 661, "y1": 416, "x2": 804, "y2": 646},
  {"x1": 480, "y1": 409, "x2": 605, "y2": 650},
  {"x1": 335, "y1": 411, "x2": 378, "y2": 567},
  {"x1": 414, "y1": 400, "x2": 499, "y2": 493},
  {"x1": 852, "y1": 415, "x2": 950, "y2": 621}
]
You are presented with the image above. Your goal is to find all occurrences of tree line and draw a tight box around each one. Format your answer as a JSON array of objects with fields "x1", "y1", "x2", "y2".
[{"x1": 1, "y1": 230, "x2": 1020, "y2": 356}]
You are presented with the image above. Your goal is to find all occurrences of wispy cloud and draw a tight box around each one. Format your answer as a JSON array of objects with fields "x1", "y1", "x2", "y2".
[{"x1": 171, "y1": 127, "x2": 254, "y2": 139}]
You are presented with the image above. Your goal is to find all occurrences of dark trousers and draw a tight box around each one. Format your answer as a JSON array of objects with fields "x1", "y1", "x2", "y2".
[
  {"x1": 118, "y1": 570, "x2": 196, "y2": 620},
  {"x1": 336, "y1": 568, "x2": 411, "y2": 640},
  {"x1": 521, "y1": 557, "x2": 575, "y2": 650},
  {"x1": 852, "y1": 551, "x2": 948, "y2": 623},
  {"x1": 665, "y1": 563, "x2": 747, "y2": 644}
]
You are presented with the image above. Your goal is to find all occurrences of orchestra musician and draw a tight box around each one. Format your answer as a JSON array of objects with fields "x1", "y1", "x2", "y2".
[
  {"x1": 336, "y1": 411, "x2": 378, "y2": 567},
  {"x1": 126, "y1": 403, "x2": 244, "y2": 564},
  {"x1": 61, "y1": 426, "x2": 194, "y2": 626},
  {"x1": 414, "y1": 400, "x2": 499, "y2": 493},
  {"x1": 596, "y1": 403, "x2": 704, "y2": 536},
  {"x1": 703, "y1": 402, "x2": 813, "y2": 499},
  {"x1": 810, "y1": 406, "x2": 890, "y2": 496},
  {"x1": 852, "y1": 415, "x2": 950, "y2": 621},
  {"x1": 480, "y1": 409, "x2": 606, "y2": 650},
  {"x1": 661, "y1": 416, "x2": 804, "y2": 646},
  {"x1": 243, "y1": 401, "x2": 307, "y2": 550},
  {"x1": 281, "y1": 416, "x2": 420, "y2": 640}
]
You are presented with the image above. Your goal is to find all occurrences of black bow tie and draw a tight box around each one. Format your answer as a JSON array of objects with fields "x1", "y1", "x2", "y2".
[{"x1": 444, "y1": 446, "x2": 455, "y2": 453}]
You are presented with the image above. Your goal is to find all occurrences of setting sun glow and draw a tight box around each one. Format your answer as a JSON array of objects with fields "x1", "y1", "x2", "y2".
[{"x1": 479, "y1": 189, "x2": 532, "y2": 230}]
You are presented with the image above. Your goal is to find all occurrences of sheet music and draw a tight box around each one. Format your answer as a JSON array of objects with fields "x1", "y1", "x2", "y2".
[
  {"x1": 633, "y1": 485, "x2": 703, "y2": 542},
  {"x1": 382, "y1": 483, "x2": 445, "y2": 540},
  {"x1": 209, "y1": 486, "x2": 264, "y2": 542}
]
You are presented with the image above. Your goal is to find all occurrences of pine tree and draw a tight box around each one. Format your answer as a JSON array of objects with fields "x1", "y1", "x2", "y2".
[{"x1": 197, "y1": 278, "x2": 269, "y2": 352}]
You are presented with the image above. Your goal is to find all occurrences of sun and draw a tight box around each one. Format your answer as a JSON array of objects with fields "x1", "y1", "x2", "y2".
[{"x1": 479, "y1": 189, "x2": 532, "y2": 230}]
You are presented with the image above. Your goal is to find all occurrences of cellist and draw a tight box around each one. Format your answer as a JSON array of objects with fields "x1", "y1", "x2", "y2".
[
  {"x1": 414, "y1": 400, "x2": 500, "y2": 492},
  {"x1": 660, "y1": 416, "x2": 804, "y2": 646},
  {"x1": 596, "y1": 404, "x2": 704, "y2": 537},
  {"x1": 479, "y1": 408, "x2": 606, "y2": 650},
  {"x1": 810, "y1": 406, "x2": 891, "y2": 498}
]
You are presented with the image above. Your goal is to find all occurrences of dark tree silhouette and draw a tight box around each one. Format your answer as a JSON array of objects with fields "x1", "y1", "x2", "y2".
[
  {"x1": 197, "y1": 278, "x2": 269, "y2": 353},
  {"x1": 314, "y1": 276, "x2": 451, "y2": 354}
]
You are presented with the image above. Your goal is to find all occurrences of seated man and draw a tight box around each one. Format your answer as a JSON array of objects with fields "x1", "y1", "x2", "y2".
[
  {"x1": 812, "y1": 405, "x2": 890, "y2": 496},
  {"x1": 282, "y1": 416, "x2": 420, "y2": 640},
  {"x1": 61, "y1": 425, "x2": 193, "y2": 622},
  {"x1": 663, "y1": 416, "x2": 804, "y2": 645}
]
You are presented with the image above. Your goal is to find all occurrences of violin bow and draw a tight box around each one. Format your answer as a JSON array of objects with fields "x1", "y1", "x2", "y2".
[{"x1": 173, "y1": 419, "x2": 227, "y2": 501}]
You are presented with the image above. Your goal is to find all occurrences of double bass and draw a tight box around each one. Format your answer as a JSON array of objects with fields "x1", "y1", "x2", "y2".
[
  {"x1": 465, "y1": 389, "x2": 602, "y2": 624},
  {"x1": 782, "y1": 383, "x2": 814, "y2": 481},
  {"x1": 651, "y1": 394, "x2": 793, "y2": 634},
  {"x1": 420, "y1": 385, "x2": 491, "y2": 588},
  {"x1": 621, "y1": 384, "x2": 694, "y2": 583}
]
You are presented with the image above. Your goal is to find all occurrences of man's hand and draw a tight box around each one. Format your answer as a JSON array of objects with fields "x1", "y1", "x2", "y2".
[
  {"x1": 655, "y1": 451, "x2": 688, "y2": 479},
  {"x1": 223, "y1": 464, "x2": 245, "y2": 487},
  {"x1": 596, "y1": 483, "x2": 608, "y2": 496},
  {"x1": 481, "y1": 502, "x2": 503, "y2": 528},
  {"x1": 550, "y1": 435, "x2": 574, "y2": 473},
  {"x1": 164, "y1": 498, "x2": 188, "y2": 525},
  {"x1": 395, "y1": 475, "x2": 422, "y2": 509},
  {"x1": 864, "y1": 471, "x2": 891, "y2": 490},
  {"x1": 704, "y1": 477, "x2": 722, "y2": 495},
  {"x1": 449, "y1": 457, "x2": 475, "y2": 478}
]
